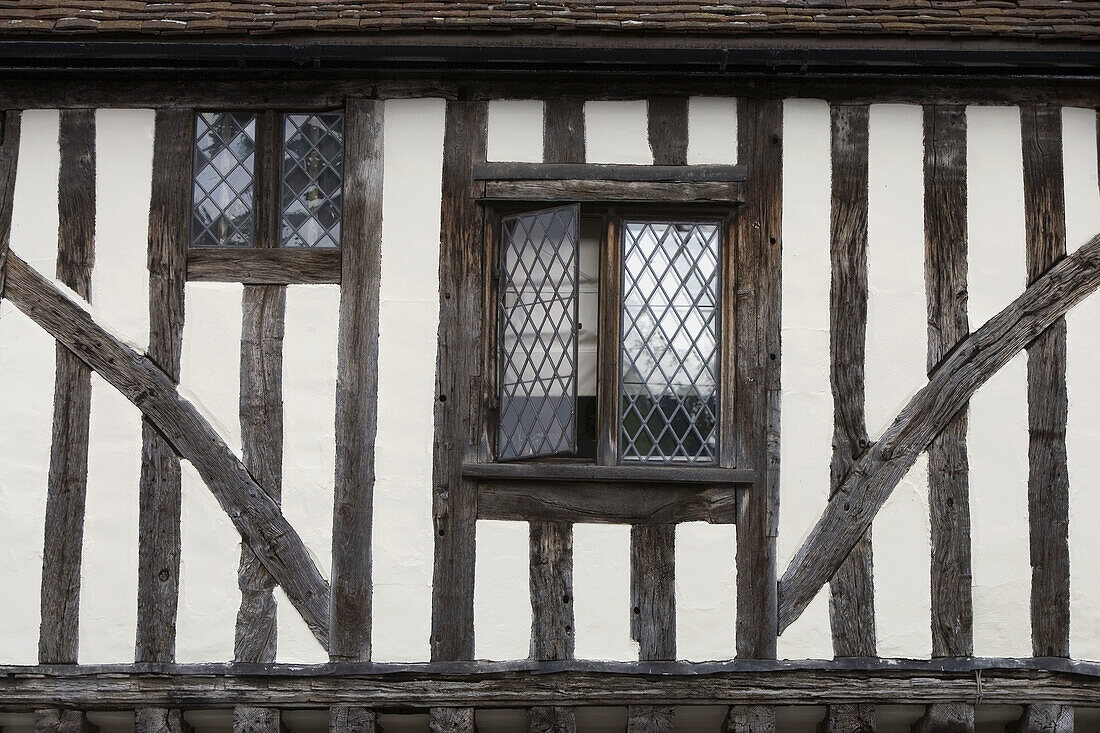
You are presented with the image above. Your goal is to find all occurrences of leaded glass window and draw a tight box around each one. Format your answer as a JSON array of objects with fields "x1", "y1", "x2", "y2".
[
  {"x1": 281, "y1": 113, "x2": 344, "y2": 249},
  {"x1": 191, "y1": 112, "x2": 256, "y2": 248},
  {"x1": 497, "y1": 205, "x2": 580, "y2": 461},
  {"x1": 620, "y1": 221, "x2": 720, "y2": 463}
]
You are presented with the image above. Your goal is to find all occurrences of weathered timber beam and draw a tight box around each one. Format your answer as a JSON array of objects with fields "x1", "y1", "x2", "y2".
[
  {"x1": 3, "y1": 660, "x2": 1099, "y2": 709},
  {"x1": 478, "y1": 483, "x2": 738, "y2": 524},
  {"x1": 1, "y1": 252, "x2": 331, "y2": 648},
  {"x1": 912, "y1": 704, "x2": 974, "y2": 733},
  {"x1": 35, "y1": 708, "x2": 98, "y2": 733},
  {"x1": 472, "y1": 162, "x2": 746, "y2": 182},
  {"x1": 1010, "y1": 704, "x2": 1074, "y2": 733},
  {"x1": 40, "y1": 108, "x2": 96, "y2": 666},
  {"x1": 480, "y1": 179, "x2": 744, "y2": 204},
  {"x1": 777, "y1": 229, "x2": 1100, "y2": 633},
  {"x1": 0, "y1": 109, "x2": 19, "y2": 297},
  {"x1": 330, "y1": 98, "x2": 384, "y2": 666},
  {"x1": 186, "y1": 248, "x2": 341, "y2": 285},
  {"x1": 134, "y1": 708, "x2": 192, "y2": 733}
]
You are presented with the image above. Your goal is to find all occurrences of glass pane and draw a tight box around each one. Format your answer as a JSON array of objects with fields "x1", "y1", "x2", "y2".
[
  {"x1": 620, "y1": 220, "x2": 720, "y2": 463},
  {"x1": 497, "y1": 205, "x2": 580, "y2": 461},
  {"x1": 281, "y1": 113, "x2": 344, "y2": 248},
  {"x1": 191, "y1": 112, "x2": 256, "y2": 248}
]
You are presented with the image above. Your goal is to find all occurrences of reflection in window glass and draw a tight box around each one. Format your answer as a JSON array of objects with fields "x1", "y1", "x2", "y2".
[
  {"x1": 281, "y1": 113, "x2": 344, "y2": 248},
  {"x1": 191, "y1": 112, "x2": 256, "y2": 247},
  {"x1": 620, "y1": 221, "x2": 720, "y2": 463}
]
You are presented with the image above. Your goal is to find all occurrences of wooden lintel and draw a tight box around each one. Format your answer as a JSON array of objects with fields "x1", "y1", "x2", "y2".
[
  {"x1": 478, "y1": 483, "x2": 738, "y2": 525},
  {"x1": 473, "y1": 162, "x2": 747, "y2": 182},
  {"x1": 186, "y1": 248, "x2": 342, "y2": 285},
  {"x1": 777, "y1": 229, "x2": 1100, "y2": 633},
  {"x1": 2, "y1": 252, "x2": 332, "y2": 649},
  {"x1": 463, "y1": 462, "x2": 753, "y2": 485},
  {"x1": 480, "y1": 179, "x2": 744, "y2": 204}
]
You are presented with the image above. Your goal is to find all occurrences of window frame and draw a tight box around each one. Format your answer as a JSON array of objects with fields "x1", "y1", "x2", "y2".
[{"x1": 481, "y1": 200, "x2": 740, "y2": 470}]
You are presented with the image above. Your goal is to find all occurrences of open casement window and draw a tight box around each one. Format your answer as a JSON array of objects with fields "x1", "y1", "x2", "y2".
[
  {"x1": 191, "y1": 110, "x2": 344, "y2": 249},
  {"x1": 492, "y1": 205, "x2": 723, "y2": 466}
]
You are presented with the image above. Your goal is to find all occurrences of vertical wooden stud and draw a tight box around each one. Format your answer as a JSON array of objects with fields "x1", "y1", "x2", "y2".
[
  {"x1": 924, "y1": 104, "x2": 974, "y2": 664},
  {"x1": 730, "y1": 95, "x2": 782, "y2": 733},
  {"x1": 1010, "y1": 705, "x2": 1074, "y2": 733},
  {"x1": 543, "y1": 98, "x2": 585, "y2": 165},
  {"x1": 0, "y1": 110, "x2": 21, "y2": 297},
  {"x1": 911, "y1": 704, "x2": 974, "y2": 733},
  {"x1": 1021, "y1": 104, "x2": 1071, "y2": 659},
  {"x1": 35, "y1": 709, "x2": 98, "y2": 733},
  {"x1": 723, "y1": 706, "x2": 776, "y2": 733},
  {"x1": 134, "y1": 709, "x2": 192, "y2": 733},
  {"x1": 330, "y1": 707, "x2": 378, "y2": 733},
  {"x1": 39, "y1": 109, "x2": 95, "y2": 667},
  {"x1": 331, "y1": 98, "x2": 384, "y2": 666},
  {"x1": 430, "y1": 708, "x2": 476, "y2": 733}
]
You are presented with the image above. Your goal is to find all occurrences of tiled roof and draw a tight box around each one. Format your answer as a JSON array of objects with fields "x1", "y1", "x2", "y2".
[{"x1": 1, "y1": 1, "x2": 1098, "y2": 41}]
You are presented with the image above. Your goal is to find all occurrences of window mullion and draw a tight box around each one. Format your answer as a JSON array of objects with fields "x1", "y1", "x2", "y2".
[
  {"x1": 719, "y1": 216, "x2": 738, "y2": 468},
  {"x1": 255, "y1": 110, "x2": 280, "y2": 249},
  {"x1": 596, "y1": 213, "x2": 622, "y2": 466}
]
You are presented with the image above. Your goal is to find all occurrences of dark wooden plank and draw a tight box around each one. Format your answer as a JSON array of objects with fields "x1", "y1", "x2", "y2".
[
  {"x1": 4, "y1": 658, "x2": 1100, "y2": 708},
  {"x1": 135, "y1": 709, "x2": 192, "y2": 733},
  {"x1": 627, "y1": 706, "x2": 674, "y2": 733},
  {"x1": 924, "y1": 103, "x2": 973, "y2": 660},
  {"x1": 235, "y1": 284, "x2": 286, "y2": 664},
  {"x1": 480, "y1": 179, "x2": 744, "y2": 204},
  {"x1": 0, "y1": 110, "x2": 21, "y2": 297},
  {"x1": 39, "y1": 108, "x2": 95, "y2": 665},
  {"x1": 1009, "y1": 705, "x2": 1074, "y2": 733},
  {"x1": 463, "y1": 462, "x2": 753, "y2": 485},
  {"x1": 734, "y1": 98, "x2": 783, "y2": 660},
  {"x1": 136, "y1": 107, "x2": 191, "y2": 665},
  {"x1": 648, "y1": 97, "x2": 690, "y2": 167},
  {"x1": 331, "y1": 98, "x2": 384, "y2": 664},
  {"x1": 723, "y1": 705, "x2": 775, "y2": 733},
  {"x1": 1021, "y1": 104, "x2": 1071, "y2": 660},
  {"x1": 473, "y1": 162, "x2": 746, "y2": 182},
  {"x1": 4, "y1": 252, "x2": 332, "y2": 647},
  {"x1": 429, "y1": 708, "x2": 475, "y2": 733},
  {"x1": 631, "y1": 524, "x2": 676, "y2": 660},
  {"x1": 233, "y1": 707, "x2": 283, "y2": 733},
  {"x1": 819, "y1": 705, "x2": 875, "y2": 733},
  {"x1": 478, "y1": 483, "x2": 738, "y2": 524},
  {"x1": 330, "y1": 706, "x2": 378, "y2": 733},
  {"x1": 911, "y1": 704, "x2": 974, "y2": 733},
  {"x1": 596, "y1": 215, "x2": 623, "y2": 466},
  {"x1": 543, "y1": 98, "x2": 585, "y2": 164},
  {"x1": 529, "y1": 522, "x2": 573, "y2": 661},
  {"x1": 777, "y1": 233, "x2": 1100, "y2": 633},
  {"x1": 827, "y1": 104, "x2": 877, "y2": 669},
  {"x1": 528, "y1": 706, "x2": 576, "y2": 733},
  {"x1": 431, "y1": 99, "x2": 487, "y2": 662},
  {"x1": 187, "y1": 248, "x2": 342, "y2": 284},
  {"x1": 35, "y1": 709, "x2": 98, "y2": 733},
  {"x1": 254, "y1": 110, "x2": 279, "y2": 250}
]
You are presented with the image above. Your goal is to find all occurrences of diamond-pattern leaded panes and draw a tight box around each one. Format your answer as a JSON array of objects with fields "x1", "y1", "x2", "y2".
[
  {"x1": 497, "y1": 205, "x2": 580, "y2": 461},
  {"x1": 191, "y1": 112, "x2": 256, "y2": 248},
  {"x1": 620, "y1": 221, "x2": 720, "y2": 463},
  {"x1": 281, "y1": 113, "x2": 344, "y2": 249}
]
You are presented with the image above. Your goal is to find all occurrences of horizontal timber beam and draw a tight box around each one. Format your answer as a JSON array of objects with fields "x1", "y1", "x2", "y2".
[
  {"x1": 473, "y1": 163, "x2": 747, "y2": 182},
  {"x1": 1, "y1": 251, "x2": 331, "y2": 649},
  {"x1": 777, "y1": 229, "x2": 1100, "y2": 633},
  {"x1": 187, "y1": 249, "x2": 341, "y2": 285},
  {"x1": 478, "y1": 483, "x2": 738, "y2": 524},
  {"x1": 0, "y1": 659, "x2": 1098, "y2": 709}
]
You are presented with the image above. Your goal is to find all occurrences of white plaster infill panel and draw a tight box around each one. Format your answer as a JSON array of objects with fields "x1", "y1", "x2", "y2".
[
  {"x1": 584, "y1": 100, "x2": 651, "y2": 165},
  {"x1": 687, "y1": 97, "x2": 738, "y2": 165},
  {"x1": 487, "y1": 100, "x2": 544, "y2": 163}
]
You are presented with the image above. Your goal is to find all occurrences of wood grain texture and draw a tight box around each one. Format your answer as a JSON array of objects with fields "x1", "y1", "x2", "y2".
[
  {"x1": 4, "y1": 252, "x2": 332, "y2": 647},
  {"x1": 1010, "y1": 704, "x2": 1074, "y2": 733},
  {"x1": 186, "y1": 248, "x2": 341, "y2": 284},
  {"x1": 777, "y1": 230, "x2": 1100, "y2": 633},
  {"x1": 431, "y1": 100, "x2": 486, "y2": 662},
  {"x1": 723, "y1": 705, "x2": 775, "y2": 733},
  {"x1": 330, "y1": 706, "x2": 377, "y2": 733},
  {"x1": 481, "y1": 179, "x2": 744, "y2": 204},
  {"x1": 235, "y1": 284, "x2": 286, "y2": 663},
  {"x1": 1021, "y1": 104, "x2": 1071, "y2": 659},
  {"x1": 0, "y1": 110, "x2": 21, "y2": 297},
  {"x1": 827, "y1": 103, "x2": 876, "y2": 662},
  {"x1": 330, "y1": 98, "x2": 384, "y2": 663},
  {"x1": 134, "y1": 708, "x2": 192, "y2": 733},
  {"x1": 474, "y1": 162, "x2": 745, "y2": 182},
  {"x1": 35, "y1": 709, "x2": 97, "y2": 733},
  {"x1": 911, "y1": 704, "x2": 974, "y2": 733},
  {"x1": 429, "y1": 707, "x2": 475, "y2": 733},
  {"x1": 137, "y1": 108, "x2": 191, "y2": 664},
  {"x1": 39, "y1": 108, "x2": 95, "y2": 665},
  {"x1": 543, "y1": 98, "x2": 585, "y2": 164},
  {"x1": 627, "y1": 706, "x2": 674, "y2": 733},
  {"x1": 475, "y1": 483, "x2": 738, "y2": 523},
  {"x1": 3, "y1": 658, "x2": 1100, "y2": 708},
  {"x1": 464, "y1": 462, "x2": 753, "y2": 485},
  {"x1": 631, "y1": 524, "x2": 675, "y2": 660},
  {"x1": 528, "y1": 706, "x2": 576, "y2": 733},
  {"x1": 648, "y1": 97, "x2": 690, "y2": 167},
  {"x1": 530, "y1": 522, "x2": 573, "y2": 661},
  {"x1": 820, "y1": 705, "x2": 875, "y2": 733},
  {"x1": 233, "y1": 706, "x2": 283, "y2": 733},
  {"x1": 734, "y1": 97, "x2": 783, "y2": 660},
  {"x1": 924, "y1": 104, "x2": 973, "y2": 660}
]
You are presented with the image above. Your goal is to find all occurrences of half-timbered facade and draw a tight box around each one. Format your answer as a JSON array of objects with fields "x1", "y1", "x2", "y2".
[{"x1": 1, "y1": 3, "x2": 1100, "y2": 732}]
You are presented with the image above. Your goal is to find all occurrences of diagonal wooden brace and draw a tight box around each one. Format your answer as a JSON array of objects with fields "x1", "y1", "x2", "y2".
[
  {"x1": 778, "y1": 231, "x2": 1100, "y2": 633},
  {"x1": 2, "y1": 251, "x2": 331, "y2": 648}
]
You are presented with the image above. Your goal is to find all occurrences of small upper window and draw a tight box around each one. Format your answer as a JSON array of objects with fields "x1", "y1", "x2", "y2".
[{"x1": 190, "y1": 110, "x2": 344, "y2": 250}]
